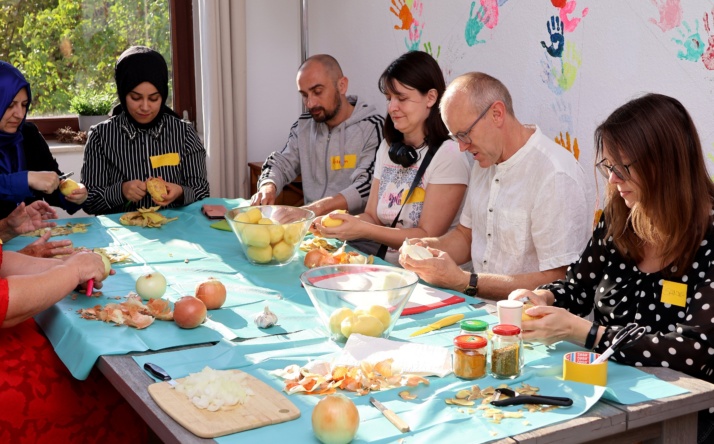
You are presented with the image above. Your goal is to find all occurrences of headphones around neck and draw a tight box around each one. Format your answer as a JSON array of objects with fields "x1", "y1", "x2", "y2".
[{"x1": 388, "y1": 141, "x2": 422, "y2": 168}]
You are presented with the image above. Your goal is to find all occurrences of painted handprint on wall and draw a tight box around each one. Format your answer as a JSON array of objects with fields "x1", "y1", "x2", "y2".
[
  {"x1": 541, "y1": 42, "x2": 582, "y2": 95},
  {"x1": 551, "y1": 99, "x2": 573, "y2": 134},
  {"x1": 555, "y1": 132, "x2": 580, "y2": 160},
  {"x1": 391, "y1": 0, "x2": 414, "y2": 30},
  {"x1": 559, "y1": 1, "x2": 589, "y2": 33},
  {"x1": 649, "y1": 0, "x2": 682, "y2": 33},
  {"x1": 423, "y1": 42, "x2": 441, "y2": 60},
  {"x1": 541, "y1": 16, "x2": 565, "y2": 58},
  {"x1": 465, "y1": 1, "x2": 490, "y2": 46},
  {"x1": 703, "y1": 9, "x2": 714, "y2": 70},
  {"x1": 673, "y1": 21, "x2": 704, "y2": 62},
  {"x1": 404, "y1": 0, "x2": 424, "y2": 51}
]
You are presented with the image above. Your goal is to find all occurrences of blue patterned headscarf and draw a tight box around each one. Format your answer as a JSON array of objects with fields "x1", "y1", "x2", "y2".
[{"x1": 0, "y1": 61, "x2": 30, "y2": 173}]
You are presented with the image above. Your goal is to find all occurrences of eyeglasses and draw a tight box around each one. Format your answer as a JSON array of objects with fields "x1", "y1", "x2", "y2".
[
  {"x1": 448, "y1": 102, "x2": 494, "y2": 145},
  {"x1": 596, "y1": 159, "x2": 636, "y2": 181}
]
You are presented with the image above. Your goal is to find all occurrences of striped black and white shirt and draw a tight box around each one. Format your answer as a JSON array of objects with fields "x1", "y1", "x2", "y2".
[{"x1": 81, "y1": 112, "x2": 209, "y2": 215}]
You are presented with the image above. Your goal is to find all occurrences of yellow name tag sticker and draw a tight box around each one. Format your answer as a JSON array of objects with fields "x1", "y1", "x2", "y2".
[
  {"x1": 343, "y1": 154, "x2": 357, "y2": 169},
  {"x1": 150, "y1": 153, "x2": 180, "y2": 169},
  {"x1": 661, "y1": 280, "x2": 687, "y2": 307},
  {"x1": 330, "y1": 155, "x2": 342, "y2": 170}
]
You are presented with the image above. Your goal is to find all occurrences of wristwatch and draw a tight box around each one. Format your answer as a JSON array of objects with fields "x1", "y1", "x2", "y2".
[{"x1": 463, "y1": 273, "x2": 479, "y2": 296}]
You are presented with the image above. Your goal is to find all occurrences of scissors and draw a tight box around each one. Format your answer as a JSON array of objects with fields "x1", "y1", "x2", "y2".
[{"x1": 592, "y1": 322, "x2": 646, "y2": 364}]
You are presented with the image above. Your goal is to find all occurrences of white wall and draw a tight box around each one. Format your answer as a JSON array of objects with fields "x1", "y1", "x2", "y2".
[
  {"x1": 298, "y1": 0, "x2": 714, "y2": 208},
  {"x1": 245, "y1": 1, "x2": 303, "y2": 165}
]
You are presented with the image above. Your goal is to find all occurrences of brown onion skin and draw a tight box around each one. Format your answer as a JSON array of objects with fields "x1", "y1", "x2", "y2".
[
  {"x1": 173, "y1": 296, "x2": 207, "y2": 329},
  {"x1": 195, "y1": 278, "x2": 227, "y2": 309},
  {"x1": 312, "y1": 393, "x2": 360, "y2": 444},
  {"x1": 304, "y1": 248, "x2": 329, "y2": 268}
]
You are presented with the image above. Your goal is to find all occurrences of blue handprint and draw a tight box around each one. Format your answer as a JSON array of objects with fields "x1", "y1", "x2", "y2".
[
  {"x1": 465, "y1": 1, "x2": 489, "y2": 47},
  {"x1": 541, "y1": 16, "x2": 565, "y2": 58},
  {"x1": 673, "y1": 20, "x2": 704, "y2": 62}
]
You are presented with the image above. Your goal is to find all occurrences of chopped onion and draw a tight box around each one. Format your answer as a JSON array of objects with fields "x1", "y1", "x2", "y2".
[{"x1": 175, "y1": 366, "x2": 253, "y2": 411}]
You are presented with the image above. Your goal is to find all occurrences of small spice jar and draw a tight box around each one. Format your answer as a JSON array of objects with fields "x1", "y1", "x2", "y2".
[
  {"x1": 459, "y1": 319, "x2": 489, "y2": 338},
  {"x1": 453, "y1": 334, "x2": 488, "y2": 379},
  {"x1": 490, "y1": 324, "x2": 523, "y2": 379}
]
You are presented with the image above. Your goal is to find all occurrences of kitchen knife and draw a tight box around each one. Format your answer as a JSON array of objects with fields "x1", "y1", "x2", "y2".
[
  {"x1": 369, "y1": 397, "x2": 410, "y2": 432},
  {"x1": 144, "y1": 362, "x2": 177, "y2": 387},
  {"x1": 58, "y1": 171, "x2": 74, "y2": 180},
  {"x1": 409, "y1": 313, "x2": 465, "y2": 337}
]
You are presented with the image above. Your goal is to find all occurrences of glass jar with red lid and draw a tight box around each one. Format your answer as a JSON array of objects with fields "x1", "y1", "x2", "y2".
[
  {"x1": 453, "y1": 334, "x2": 488, "y2": 379},
  {"x1": 490, "y1": 324, "x2": 523, "y2": 379}
]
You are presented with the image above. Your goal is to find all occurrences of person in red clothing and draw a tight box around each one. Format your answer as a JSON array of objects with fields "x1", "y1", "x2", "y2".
[{"x1": 0, "y1": 245, "x2": 148, "y2": 442}]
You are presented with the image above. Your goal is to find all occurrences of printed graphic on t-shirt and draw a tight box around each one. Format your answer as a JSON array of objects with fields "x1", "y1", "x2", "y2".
[{"x1": 378, "y1": 164, "x2": 425, "y2": 230}]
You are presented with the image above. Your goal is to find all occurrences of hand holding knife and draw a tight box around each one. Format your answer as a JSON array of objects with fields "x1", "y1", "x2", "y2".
[{"x1": 58, "y1": 171, "x2": 74, "y2": 181}]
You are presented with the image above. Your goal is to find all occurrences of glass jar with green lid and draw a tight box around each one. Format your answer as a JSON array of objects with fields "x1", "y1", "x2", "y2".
[{"x1": 459, "y1": 319, "x2": 489, "y2": 336}]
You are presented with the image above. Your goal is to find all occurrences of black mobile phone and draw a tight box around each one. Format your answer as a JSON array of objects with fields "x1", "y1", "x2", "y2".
[{"x1": 201, "y1": 204, "x2": 227, "y2": 219}]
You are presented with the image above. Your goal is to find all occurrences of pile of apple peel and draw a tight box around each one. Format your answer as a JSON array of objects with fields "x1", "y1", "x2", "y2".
[
  {"x1": 271, "y1": 358, "x2": 429, "y2": 396},
  {"x1": 443, "y1": 383, "x2": 558, "y2": 425},
  {"x1": 78, "y1": 294, "x2": 173, "y2": 329},
  {"x1": 21, "y1": 222, "x2": 91, "y2": 237},
  {"x1": 119, "y1": 206, "x2": 178, "y2": 228}
]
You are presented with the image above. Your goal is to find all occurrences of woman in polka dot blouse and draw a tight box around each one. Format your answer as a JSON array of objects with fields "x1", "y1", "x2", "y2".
[{"x1": 509, "y1": 94, "x2": 714, "y2": 443}]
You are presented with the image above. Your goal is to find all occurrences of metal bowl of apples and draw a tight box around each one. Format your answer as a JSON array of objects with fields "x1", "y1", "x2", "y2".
[
  {"x1": 300, "y1": 264, "x2": 419, "y2": 342},
  {"x1": 225, "y1": 205, "x2": 315, "y2": 266}
]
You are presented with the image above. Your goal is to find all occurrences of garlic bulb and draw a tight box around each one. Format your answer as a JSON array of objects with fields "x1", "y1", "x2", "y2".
[
  {"x1": 401, "y1": 238, "x2": 432, "y2": 260},
  {"x1": 254, "y1": 305, "x2": 278, "y2": 328}
]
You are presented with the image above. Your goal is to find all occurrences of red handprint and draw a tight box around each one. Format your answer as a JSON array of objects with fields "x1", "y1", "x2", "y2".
[
  {"x1": 391, "y1": 0, "x2": 414, "y2": 30},
  {"x1": 702, "y1": 9, "x2": 714, "y2": 70}
]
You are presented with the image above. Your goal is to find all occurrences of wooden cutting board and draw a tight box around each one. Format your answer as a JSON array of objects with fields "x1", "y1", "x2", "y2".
[{"x1": 148, "y1": 369, "x2": 301, "y2": 438}]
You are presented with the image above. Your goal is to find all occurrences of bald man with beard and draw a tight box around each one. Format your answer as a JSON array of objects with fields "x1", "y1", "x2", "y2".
[{"x1": 252, "y1": 55, "x2": 384, "y2": 216}]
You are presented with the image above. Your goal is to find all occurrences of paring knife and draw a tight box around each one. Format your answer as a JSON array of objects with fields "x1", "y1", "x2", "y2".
[
  {"x1": 144, "y1": 362, "x2": 177, "y2": 387},
  {"x1": 369, "y1": 397, "x2": 410, "y2": 432},
  {"x1": 58, "y1": 171, "x2": 74, "y2": 180},
  {"x1": 409, "y1": 314, "x2": 465, "y2": 337}
]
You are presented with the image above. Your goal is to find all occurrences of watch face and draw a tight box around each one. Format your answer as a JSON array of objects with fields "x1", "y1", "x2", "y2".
[{"x1": 464, "y1": 286, "x2": 478, "y2": 296}]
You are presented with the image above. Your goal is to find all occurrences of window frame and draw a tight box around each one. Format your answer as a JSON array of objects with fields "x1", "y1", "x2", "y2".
[{"x1": 29, "y1": 0, "x2": 196, "y2": 138}]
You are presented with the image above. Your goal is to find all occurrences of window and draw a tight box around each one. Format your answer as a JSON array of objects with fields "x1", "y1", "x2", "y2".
[{"x1": 0, "y1": 0, "x2": 195, "y2": 137}]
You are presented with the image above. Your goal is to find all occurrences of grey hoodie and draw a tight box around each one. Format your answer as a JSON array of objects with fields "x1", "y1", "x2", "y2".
[{"x1": 258, "y1": 96, "x2": 384, "y2": 213}]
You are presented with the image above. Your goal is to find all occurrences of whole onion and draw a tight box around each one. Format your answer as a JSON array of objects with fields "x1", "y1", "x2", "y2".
[
  {"x1": 312, "y1": 393, "x2": 360, "y2": 444},
  {"x1": 195, "y1": 277, "x2": 227, "y2": 309},
  {"x1": 304, "y1": 248, "x2": 329, "y2": 268},
  {"x1": 135, "y1": 272, "x2": 167, "y2": 300},
  {"x1": 173, "y1": 296, "x2": 207, "y2": 329}
]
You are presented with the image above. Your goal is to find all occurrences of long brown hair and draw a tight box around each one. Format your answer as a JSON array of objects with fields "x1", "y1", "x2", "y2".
[{"x1": 595, "y1": 93, "x2": 714, "y2": 276}]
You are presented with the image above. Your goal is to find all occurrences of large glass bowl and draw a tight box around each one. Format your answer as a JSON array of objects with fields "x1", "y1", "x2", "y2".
[
  {"x1": 225, "y1": 205, "x2": 315, "y2": 266},
  {"x1": 300, "y1": 264, "x2": 419, "y2": 341}
]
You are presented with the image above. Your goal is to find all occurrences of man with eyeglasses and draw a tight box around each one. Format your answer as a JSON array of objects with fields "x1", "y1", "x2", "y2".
[
  {"x1": 399, "y1": 72, "x2": 591, "y2": 300},
  {"x1": 251, "y1": 54, "x2": 384, "y2": 216}
]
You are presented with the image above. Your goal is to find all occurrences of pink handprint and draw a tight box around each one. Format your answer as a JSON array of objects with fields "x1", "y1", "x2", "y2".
[
  {"x1": 481, "y1": 0, "x2": 499, "y2": 30},
  {"x1": 703, "y1": 9, "x2": 714, "y2": 70},
  {"x1": 559, "y1": 1, "x2": 589, "y2": 33},
  {"x1": 649, "y1": 0, "x2": 682, "y2": 33},
  {"x1": 390, "y1": 0, "x2": 414, "y2": 30},
  {"x1": 405, "y1": 0, "x2": 424, "y2": 51}
]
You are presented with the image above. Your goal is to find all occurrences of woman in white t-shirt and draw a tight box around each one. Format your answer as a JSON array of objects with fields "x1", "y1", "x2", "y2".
[{"x1": 313, "y1": 51, "x2": 470, "y2": 264}]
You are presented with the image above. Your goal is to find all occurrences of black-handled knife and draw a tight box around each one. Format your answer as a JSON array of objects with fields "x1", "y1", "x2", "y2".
[
  {"x1": 144, "y1": 362, "x2": 177, "y2": 387},
  {"x1": 490, "y1": 388, "x2": 573, "y2": 407}
]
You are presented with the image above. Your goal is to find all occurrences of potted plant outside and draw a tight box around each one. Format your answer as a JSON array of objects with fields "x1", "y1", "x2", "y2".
[{"x1": 70, "y1": 92, "x2": 115, "y2": 132}]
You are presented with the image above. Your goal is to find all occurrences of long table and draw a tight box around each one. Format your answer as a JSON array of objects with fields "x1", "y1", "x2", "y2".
[
  {"x1": 19, "y1": 199, "x2": 714, "y2": 443},
  {"x1": 98, "y1": 351, "x2": 712, "y2": 444}
]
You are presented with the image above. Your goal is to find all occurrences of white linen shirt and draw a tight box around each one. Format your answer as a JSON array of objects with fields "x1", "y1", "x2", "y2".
[{"x1": 460, "y1": 125, "x2": 590, "y2": 275}]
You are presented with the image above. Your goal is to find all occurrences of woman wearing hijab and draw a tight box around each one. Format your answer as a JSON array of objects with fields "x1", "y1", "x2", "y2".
[
  {"x1": 0, "y1": 61, "x2": 87, "y2": 219},
  {"x1": 82, "y1": 46, "x2": 209, "y2": 215}
]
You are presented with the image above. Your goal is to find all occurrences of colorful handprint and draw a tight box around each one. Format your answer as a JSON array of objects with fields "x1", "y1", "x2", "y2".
[
  {"x1": 672, "y1": 21, "x2": 704, "y2": 62},
  {"x1": 551, "y1": 99, "x2": 573, "y2": 133},
  {"x1": 551, "y1": 0, "x2": 566, "y2": 7},
  {"x1": 391, "y1": 0, "x2": 414, "y2": 30},
  {"x1": 703, "y1": 9, "x2": 714, "y2": 70},
  {"x1": 541, "y1": 16, "x2": 565, "y2": 58},
  {"x1": 559, "y1": 1, "x2": 589, "y2": 33},
  {"x1": 649, "y1": 0, "x2": 682, "y2": 33},
  {"x1": 465, "y1": 1, "x2": 489, "y2": 46},
  {"x1": 481, "y1": 0, "x2": 499, "y2": 29},
  {"x1": 404, "y1": 0, "x2": 424, "y2": 51},
  {"x1": 555, "y1": 131, "x2": 580, "y2": 160},
  {"x1": 541, "y1": 42, "x2": 582, "y2": 94},
  {"x1": 423, "y1": 42, "x2": 441, "y2": 60}
]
